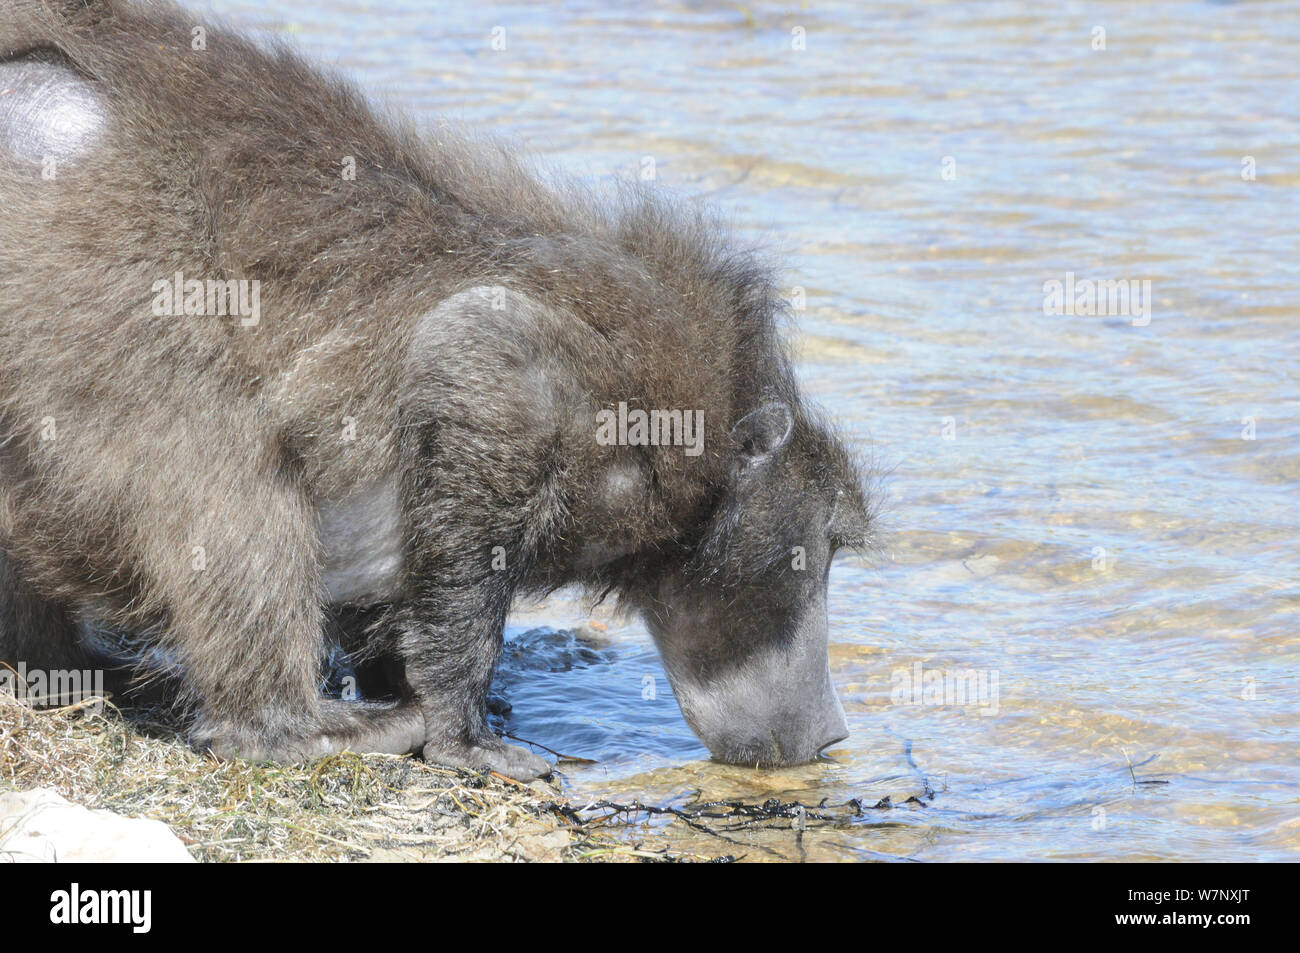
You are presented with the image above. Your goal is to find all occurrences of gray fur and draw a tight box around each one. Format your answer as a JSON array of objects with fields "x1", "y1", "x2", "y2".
[{"x1": 0, "y1": 0, "x2": 873, "y2": 778}]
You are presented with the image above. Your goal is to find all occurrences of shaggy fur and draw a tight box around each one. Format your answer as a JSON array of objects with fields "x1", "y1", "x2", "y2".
[{"x1": 0, "y1": 0, "x2": 872, "y2": 777}]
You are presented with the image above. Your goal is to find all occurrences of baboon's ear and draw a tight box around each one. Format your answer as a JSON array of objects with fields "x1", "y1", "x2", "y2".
[{"x1": 731, "y1": 402, "x2": 793, "y2": 468}]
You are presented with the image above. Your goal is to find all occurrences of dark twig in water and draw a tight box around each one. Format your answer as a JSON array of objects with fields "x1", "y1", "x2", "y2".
[
  {"x1": 1120, "y1": 748, "x2": 1170, "y2": 788},
  {"x1": 501, "y1": 731, "x2": 598, "y2": 765},
  {"x1": 884, "y1": 727, "x2": 940, "y2": 803}
]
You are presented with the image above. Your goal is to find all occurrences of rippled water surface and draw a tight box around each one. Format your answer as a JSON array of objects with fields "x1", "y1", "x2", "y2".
[{"x1": 202, "y1": 0, "x2": 1300, "y2": 860}]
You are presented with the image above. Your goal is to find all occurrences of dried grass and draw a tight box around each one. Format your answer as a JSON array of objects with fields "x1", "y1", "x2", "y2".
[{"x1": 0, "y1": 688, "x2": 721, "y2": 863}]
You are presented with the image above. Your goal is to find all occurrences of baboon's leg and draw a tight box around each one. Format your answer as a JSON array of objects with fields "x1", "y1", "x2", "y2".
[
  {"x1": 132, "y1": 430, "x2": 423, "y2": 763},
  {"x1": 394, "y1": 402, "x2": 553, "y2": 780},
  {"x1": 390, "y1": 478, "x2": 548, "y2": 774},
  {"x1": 396, "y1": 288, "x2": 577, "y2": 780},
  {"x1": 397, "y1": 514, "x2": 549, "y2": 779},
  {"x1": 0, "y1": 547, "x2": 87, "y2": 677}
]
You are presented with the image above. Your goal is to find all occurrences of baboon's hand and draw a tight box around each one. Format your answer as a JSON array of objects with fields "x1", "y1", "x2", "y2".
[{"x1": 422, "y1": 739, "x2": 551, "y2": 781}]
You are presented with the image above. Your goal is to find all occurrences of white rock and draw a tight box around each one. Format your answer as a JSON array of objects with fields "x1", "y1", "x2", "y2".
[{"x1": 0, "y1": 788, "x2": 194, "y2": 863}]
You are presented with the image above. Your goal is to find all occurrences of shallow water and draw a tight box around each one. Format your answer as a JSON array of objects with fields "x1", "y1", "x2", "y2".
[{"x1": 200, "y1": 0, "x2": 1299, "y2": 860}]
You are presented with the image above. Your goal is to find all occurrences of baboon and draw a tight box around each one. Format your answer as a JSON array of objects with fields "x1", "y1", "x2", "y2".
[{"x1": 0, "y1": 0, "x2": 873, "y2": 779}]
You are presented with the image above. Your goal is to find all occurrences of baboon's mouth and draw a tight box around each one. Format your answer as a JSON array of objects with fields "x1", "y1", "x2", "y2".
[{"x1": 816, "y1": 734, "x2": 849, "y2": 757}]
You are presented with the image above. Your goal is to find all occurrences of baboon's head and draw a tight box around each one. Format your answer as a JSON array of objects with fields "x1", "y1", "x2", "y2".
[{"x1": 640, "y1": 402, "x2": 873, "y2": 767}]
